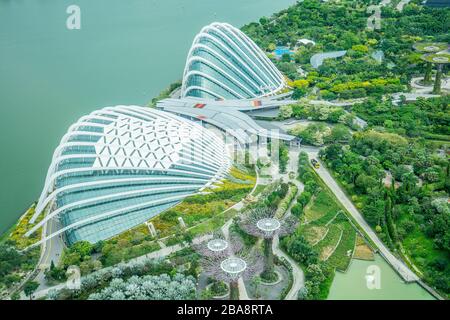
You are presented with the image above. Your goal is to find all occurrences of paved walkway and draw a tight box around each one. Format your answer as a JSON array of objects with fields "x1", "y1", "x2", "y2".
[
  {"x1": 396, "y1": 0, "x2": 411, "y2": 12},
  {"x1": 410, "y1": 76, "x2": 450, "y2": 93},
  {"x1": 304, "y1": 148, "x2": 419, "y2": 282},
  {"x1": 272, "y1": 235, "x2": 305, "y2": 300}
]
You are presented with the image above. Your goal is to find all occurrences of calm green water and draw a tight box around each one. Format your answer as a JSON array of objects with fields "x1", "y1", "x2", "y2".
[
  {"x1": 0, "y1": 0, "x2": 296, "y2": 234},
  {"x1": 328, "y1": 255, "x2": 434, "y2": 300}
]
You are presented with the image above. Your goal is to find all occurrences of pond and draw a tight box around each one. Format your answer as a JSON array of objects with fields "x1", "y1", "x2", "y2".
[{"x1": 328, "y1": 254, "x2": 435, "y2": 300}]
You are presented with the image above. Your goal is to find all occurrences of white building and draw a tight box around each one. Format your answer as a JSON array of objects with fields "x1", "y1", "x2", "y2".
[{"x1": 27, "y1": 106, "x2": 230, "y2": 245}]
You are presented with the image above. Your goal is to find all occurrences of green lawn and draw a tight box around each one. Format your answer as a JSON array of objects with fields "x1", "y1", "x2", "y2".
[
  {"x1": 314, "y1": 224, "x2": 342, "y2": 261},
  {"x1": 327, "y1": 219, "x2": 356, "y2": 272},
  {"x1": 304, "y1": 189, "x2": 341, "y2": 224},
  {"x1": 252, "y1": 184, "x2": 267, "y2": 197}
]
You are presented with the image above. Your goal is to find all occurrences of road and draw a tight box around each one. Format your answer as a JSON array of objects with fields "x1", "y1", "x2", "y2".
[
  {"x1": 304, "y1": 148, "x2": 419, "y2": 282},
  {"x1": 33, "y1": 217, "x2": 65, "y2": 293}
]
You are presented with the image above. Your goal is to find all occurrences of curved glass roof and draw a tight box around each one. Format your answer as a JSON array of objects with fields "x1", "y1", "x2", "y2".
[
  {"x1": 181, "y1": 22, "x2": 286, "y2": 100},
  {"x1": 27, "y1": 106, "x2": 231, "y2": 245}
]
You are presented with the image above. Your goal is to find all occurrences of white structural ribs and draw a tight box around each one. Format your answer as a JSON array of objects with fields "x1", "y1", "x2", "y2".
[
  {"x1": 28, "y1": 105, "x2": 231, "y2": 245},
  {"x1": 181, "y1": 22, "x2": 286, "y2": 100}
]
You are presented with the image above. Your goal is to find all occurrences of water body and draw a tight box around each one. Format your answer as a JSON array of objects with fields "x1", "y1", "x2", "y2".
[
  {"x1": 328, "y1": 255, "x2": 434, "y2": 300},
  {"x1": 0, "y1": 0, "x2": 297, "y2": 234}
]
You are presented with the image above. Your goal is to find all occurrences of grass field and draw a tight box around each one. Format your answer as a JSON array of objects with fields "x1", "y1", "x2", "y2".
[
  {"x1": 327, "y1": 217, "x2": 357, "y2": 271},
  {"x1": 315, "y1": 224, "x2": 342, "y2": 261},
  {"x1": 303, "y1": 225, "x2": 328, "y2": 245},
  {"x1": 300, "y1": 197, "x2": 357, "y2": 272},
  {"x1": 304, "y1": 190, "x2": 341, "y2": 223}
]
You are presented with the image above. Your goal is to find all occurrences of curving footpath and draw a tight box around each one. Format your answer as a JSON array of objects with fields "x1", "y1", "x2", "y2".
[{"x1": 272, "y1": 235, "x2": 305, "y2": 300}]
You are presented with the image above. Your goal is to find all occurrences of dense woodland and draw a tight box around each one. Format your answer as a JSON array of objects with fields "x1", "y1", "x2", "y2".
[{"x1": 243, "y1": 0, "x2": 449, "y2": 100}]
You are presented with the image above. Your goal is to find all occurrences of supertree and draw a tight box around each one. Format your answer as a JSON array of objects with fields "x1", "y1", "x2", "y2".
[
  {"x1": 238, "y1": 207, "x2": 298, "y2": 282},
  {"x1": 201, "y1": 250, "x2": 263, "y2": 300},
  {"x1": 196, "y1": 232, "x2": 262, "y2": 300},
  {"x1": 413, "y1": 42, "x2": 448, "y2": 85},
  {"x1": 193, "y1": 231, "x2": 243, "y2": 259},
  {"x1": 421, "y1": 53, "x2": 450, "y2": 94}
]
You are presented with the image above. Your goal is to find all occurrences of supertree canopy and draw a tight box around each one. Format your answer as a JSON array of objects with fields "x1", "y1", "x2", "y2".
[
  {"x1": 193, "y1": 231, "x2": 243, "y2": 258},
  {"x1": 201, "y1": 250, "x2": 264, "y2": 300},
  {"x1": 421, "y1": 53, "x2": 450, "y2": 94},
  {"x1": 196, "y1": 231, "x2": 262, "y2": 300},
  {"x1": 238, "y1": 207, "x2": 298, "y2": 282},
  {"x1": 238, "y1": 207, "x2": 298, "y2": 239},
  {"x1": 414, "y1": 42, "x2": 448, "y2": 85}
]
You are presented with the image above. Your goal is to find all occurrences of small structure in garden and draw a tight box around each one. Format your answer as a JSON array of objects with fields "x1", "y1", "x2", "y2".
[
  {"x1": 145, "y1": 222, "x2": 157, "y2": 237},
  {"x1": 178, "y1": 216, "x2": 187, "y2": 229},
  {"x1": 238, "y1": 207, "x2": 298, "y2": 283}
]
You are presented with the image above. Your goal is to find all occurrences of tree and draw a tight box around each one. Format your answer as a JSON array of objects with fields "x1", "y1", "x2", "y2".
[
  {"x1": 282, "y1": 235, "x2": 318, "y2": 266},
  {"x1": 10, "y1": 292, "x2": 20, "y2": 300},
  {"x1": 385, "y1": 195, "x2": 398, "y2": 243},
  {"x1": 24, "y1": 281, "x2": 39, "y2": 300},
  {"x1": 297, "y1": 191, "x2": 312, "y2": 208},
  {"x1": 297, "y1": 286, "x2": 308, "y2": 300},
  {"x1": 252, "y1": 276, "x2": 262, "y2": 299},
  {"x1": 88, "y1": 274, "x2": 196, "y2": 300},
  {"x1": 279, "y1": 143, "x2": 289, "y2": 173},
  {"x1": 0, "y1": 243, "x2": 23, "y2": 278},
  {"x1": 323, "y1": 144, "x2": 343, "y2": 161},
  {"x1": 355, "y1": 174, "x2": 377, "y2": 194},
  {"x1": 279, "y1": 105, "x2": 293, "y2": 119},
  {"x1": 281, "y1": 53, "x2": 292, "y2": 62},
  {"x1": 326, "y1": 125, "x2": 351, "y2": 143}
]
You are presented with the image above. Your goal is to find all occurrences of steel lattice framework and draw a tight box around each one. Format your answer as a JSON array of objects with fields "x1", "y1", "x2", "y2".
[
  {"x1": 27, "y1": 106, "x2": 231, "y2": 246},
  {"x1": 181, "y1": 22, "x2": 286, "y2": 100}
]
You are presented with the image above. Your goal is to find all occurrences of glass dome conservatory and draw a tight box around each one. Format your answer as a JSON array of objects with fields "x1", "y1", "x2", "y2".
[
  {"x1": 26, "y1": 106, "x2": 230, "y2": 245},
  {"x1": 181, "y1": 22, "x2": 286, "y2": 100}
]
